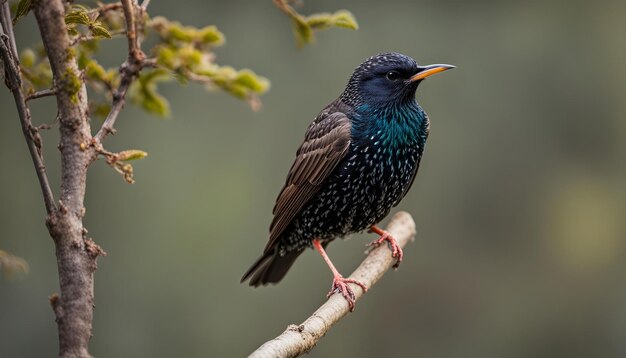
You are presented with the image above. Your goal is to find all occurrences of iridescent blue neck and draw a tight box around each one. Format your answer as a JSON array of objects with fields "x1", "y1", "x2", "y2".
[{"x1": 351, "y1": 101, "x2": 429, "y2": 150}]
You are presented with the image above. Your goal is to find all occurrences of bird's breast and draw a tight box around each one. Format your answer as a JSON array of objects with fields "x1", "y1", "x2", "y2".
[
  {"x1": 330, "y1": 137, "x2": 421, "y2": 232},
  {"x1": 282, "y1": 105, "x2": 429, "y2": 248}
]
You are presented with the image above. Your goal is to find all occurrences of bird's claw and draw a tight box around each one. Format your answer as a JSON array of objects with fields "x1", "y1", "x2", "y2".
[
  {"x1": 327, "y1": 275, "x2": 368, "y2": 312},
  {"x1": 367, "y1": 229, "x2": 403, "y2": 269}
]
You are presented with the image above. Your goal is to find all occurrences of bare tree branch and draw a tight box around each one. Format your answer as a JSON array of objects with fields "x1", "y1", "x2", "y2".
[
  {"x1": 121, "y1": 0, "x2": 139, "y2": 54},
  {"x1": 0, "y1": 0, "x2": 17, "y2": 59},
  {"x1": 87, "y1": 2, "x2": 123, "y2": 17},
  {"x1": 0, "y1": 3, "x2": 56, "y2": 215},
  {"x1": 94, "y1": 0, "x2": 145, "y2": 142},
  {"x1": 141, "y1": 0, "x2": 152, "y2": 10},
  {"x1": 272, "y1": 0, "x2": 300, "y2": 20},
  {"x1": 33, "y1": 1, "x2": 105, "y2": 356},
  {"x1": 26, "y1": 87, "x2": 58, "y2": 101},
  {"x1": 248, "y1": 211, "x2": 416, "y2": 358}
]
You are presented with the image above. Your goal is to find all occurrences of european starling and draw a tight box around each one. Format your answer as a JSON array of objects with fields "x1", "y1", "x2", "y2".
[{"x1": 242, "y1": 52, "x2": 454, "y2": 310}]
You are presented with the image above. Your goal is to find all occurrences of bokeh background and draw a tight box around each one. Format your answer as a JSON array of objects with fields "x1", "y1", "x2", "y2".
[{"x1": 2, "y1": 0, "x2": 626, "y2": 357}]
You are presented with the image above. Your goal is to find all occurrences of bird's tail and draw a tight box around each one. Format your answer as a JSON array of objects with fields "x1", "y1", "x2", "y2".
[{"x1": 241, "y1": 248, "x2": 304, "y2": 287}]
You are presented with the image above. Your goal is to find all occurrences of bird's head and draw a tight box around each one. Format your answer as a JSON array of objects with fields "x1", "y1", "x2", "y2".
[{"x1": 341, "y1": 52, "x2": 454, "y2": 107}]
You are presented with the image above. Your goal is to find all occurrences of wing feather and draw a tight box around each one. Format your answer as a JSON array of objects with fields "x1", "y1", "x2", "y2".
[{"x1": 265, "y1": 108, "x2": 352, "y2": 252}]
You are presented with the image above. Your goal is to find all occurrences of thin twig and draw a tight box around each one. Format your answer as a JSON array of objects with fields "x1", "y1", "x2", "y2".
[
  {"x1": 184, "y1": 70, "x2": 215, "y2": 84},
  {"x1": 0, "y1": 4, "x2": 56, "y2": 215},
  {"x1": 0, "y1": 0, "x2": 17, "y2": 59},
  {"x1": 121, "y1": 0, "x2": 138, "y2": 55},
  {"x1": 93, "y1": 64, "x2": 133, "y2": 140},
  {"x1": 87, "y1": 2, "x2": 123, "y2": 17},
  {"x1": 69, "y1": 29, "x2": 126, "y2": 46},
  {"x1": 249, "y1": 211, "x2": 417, "y2": 358},
  {"x1": 272, "y1": 0, "x2": 300, "y2": 20},
  {"x1": 142, "y1": 57, "x2": 157, "y2": 68},
  {"x1": 26, "y1": 88, "x2": 57, "y2": 101},
  {"x1": 94, "y1": 0, "x2": 145, "y2": 142}
]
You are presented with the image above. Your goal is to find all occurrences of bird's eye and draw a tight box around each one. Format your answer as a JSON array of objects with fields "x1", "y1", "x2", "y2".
[{"x1": 386, "y1": 71, "x2": 400, "y2": 81}]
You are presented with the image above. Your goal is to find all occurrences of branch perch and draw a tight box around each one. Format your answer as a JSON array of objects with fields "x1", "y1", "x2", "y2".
[{"x1": 249, "y1": 211, "x2": 416, "y2": 358}]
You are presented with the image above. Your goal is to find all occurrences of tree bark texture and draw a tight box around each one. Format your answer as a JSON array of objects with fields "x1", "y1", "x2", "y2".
[{"x1": 33, "y1": 1, "x2": 104, "y2": 357}]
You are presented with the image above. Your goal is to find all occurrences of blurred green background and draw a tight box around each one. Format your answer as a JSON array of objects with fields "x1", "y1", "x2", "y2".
[{"x1": 2, "y1": 0, "x2": 626, "y2": 357}]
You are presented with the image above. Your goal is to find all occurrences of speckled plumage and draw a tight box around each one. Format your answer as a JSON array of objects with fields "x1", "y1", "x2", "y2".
[{"x1": 242, "y1": 53, "x2": 452, "y2": 287}]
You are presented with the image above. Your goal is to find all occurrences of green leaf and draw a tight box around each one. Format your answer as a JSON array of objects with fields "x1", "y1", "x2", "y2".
[
  {"x1": 178, "y1": 45, "x2": 202, "y2": 68},
  {"x1": 130, "y1": 70, "x2": 172, "y2": 117},
  {"x1": 20, "y1": 49, "x2": 36, "y2": 68},
  {"x1": 66, "y1": 25, "x2": 79, "y2": 36},
  {"x1": 226, "y1": 84, "x2": 249, "y2": 99},
  {"x1": 65, "y1": 10, "x2": 91, "y2": 26},
  {"x1": 140, "y1": 90, "x2": 170, "y2": 117},
  {"x1": 12, "y1": 0, "x2": 34, "y2": 25},
  {"x1": 90, "y1": 23, "x2": 112, "y2": 39},
  {"x1": 90, "y1": 102, "x2": 111, "y2": 118},
  {"x1": 155, "y1": 45, "x2": 178, "y2": 69},
  {"x1": 212, "y1": 65, "x2": 237, "y2": 84},
  {"x1": 117, "y1": 150, "x2": 148, "y2": 161},
  {"x1": 102, "y1": 69, "x2": 120, "y2": 86},
  {"x1": 330, "y1": 10, "x2": 358, "y2": 30},
  {"x1": 21, "y1": 57, "x2": 53, "y2": 90},
  {"x1": 305, "y1": 10, "x2": 358, "y2": 31},
  {"x1": 293, "y1": 20, "x2": 313, "y2": 46},
  {"x1": 155, "y1": 46, "x2": 176, "y2": 69},
  {"x1": 167, "y1": 24, "x2": 195, "y2": 42},
  {"x1": 234, "y1": 69, "x2": 270, "y2": 93},
  {"x1": 306, "y1": 13, "x2": 333, "y2": 29},
  {"x1": 84, "y1": 60, "x2": 106, "y2": 81},
  {"x1": 198, "y1": 25, "x2": 225, "y2": 46},
  {"x1": 285, "y1": 7, "x2": 358, "y2": 46}
]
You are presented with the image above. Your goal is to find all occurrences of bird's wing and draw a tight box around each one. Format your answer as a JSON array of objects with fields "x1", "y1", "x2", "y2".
[{"x1": 264, "y1": 106, "x2": 352, "y2": 252}]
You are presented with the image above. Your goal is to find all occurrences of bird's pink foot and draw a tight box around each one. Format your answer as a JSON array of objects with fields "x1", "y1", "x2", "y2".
[
  {"x1": 368, "y1": 226, "x2": 403, "y2": 269},
  {"x1": 327, "y1": 275, "x2": 368, "y2": 312}
]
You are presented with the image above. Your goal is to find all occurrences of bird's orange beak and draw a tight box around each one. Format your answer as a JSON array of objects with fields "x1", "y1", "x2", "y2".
[{"x1": 409, "y1": 64, "x2": 455, "y2": 82}]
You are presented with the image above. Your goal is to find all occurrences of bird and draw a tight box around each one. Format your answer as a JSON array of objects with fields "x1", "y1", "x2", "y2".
[{"x1": 241, "y1": 52, "x2": 454, "y2": 310}]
